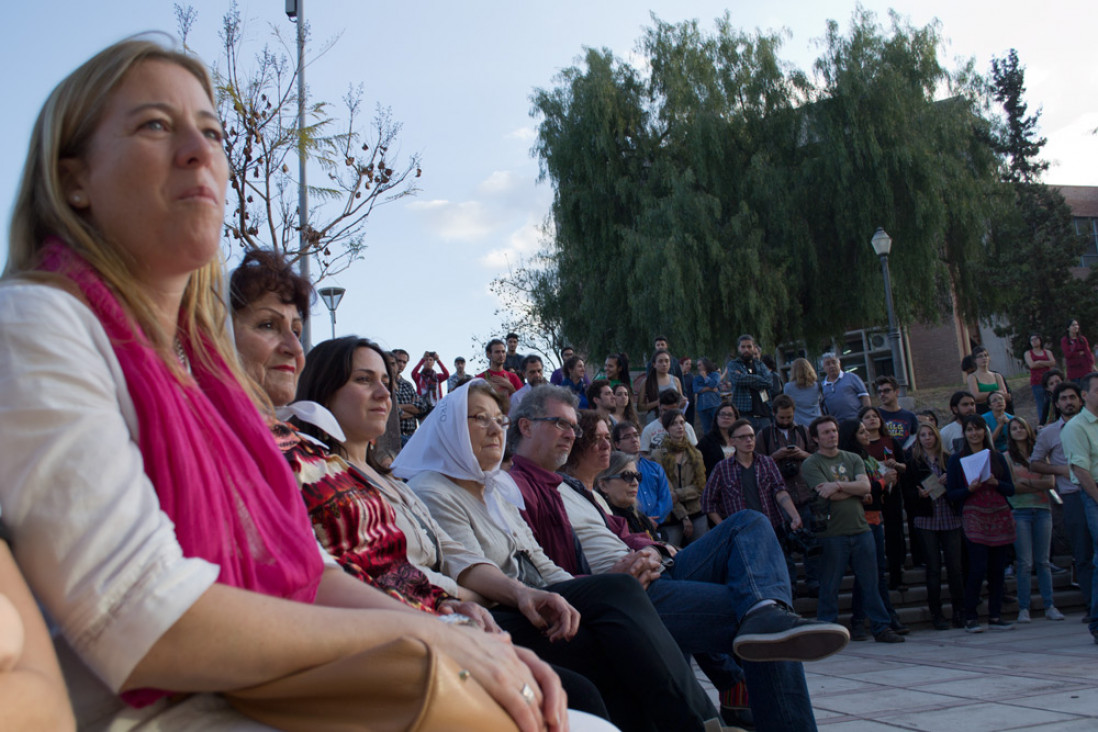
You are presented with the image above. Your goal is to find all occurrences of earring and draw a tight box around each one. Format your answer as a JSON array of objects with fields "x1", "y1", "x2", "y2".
[{"x1": 70, "y1": 192, "x2": 84, "y2": 206}]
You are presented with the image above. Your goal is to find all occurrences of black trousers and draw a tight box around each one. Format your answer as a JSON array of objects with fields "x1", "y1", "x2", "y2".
[{"x1": 493, "y1": 573, "x2": 717, "y2": 732}]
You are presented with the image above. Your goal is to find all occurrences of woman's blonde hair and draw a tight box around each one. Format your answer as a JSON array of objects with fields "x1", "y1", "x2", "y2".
[
  {"x1": 791, "y1": 358, "x2": 817, "y2": 388},
  {"x1": 7, "y1": 35, "x2": 235, "y2": 378}
]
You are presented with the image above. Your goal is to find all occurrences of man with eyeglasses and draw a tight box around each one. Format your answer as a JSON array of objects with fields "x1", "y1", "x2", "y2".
[
  {"x1": 508, "y1": 384, "x2": 849, "y2": 730},
  {"x1": 874, "y1": 375, "x2": 918, "y2": 448},
  {"x1": 702, "y1": 419, "x2": 801, "y2": 533},
  {"x1": 611, "y1": 420, "x2": 673, "y2": 525}
]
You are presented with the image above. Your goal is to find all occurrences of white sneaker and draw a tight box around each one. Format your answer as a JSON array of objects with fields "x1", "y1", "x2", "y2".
[
  {"x1": 1017, "y1": 609, "x2": 1031, "y2": 623},
  {"x1": 1046, "y1": 606, "x2": 1066, "y2": 621}
]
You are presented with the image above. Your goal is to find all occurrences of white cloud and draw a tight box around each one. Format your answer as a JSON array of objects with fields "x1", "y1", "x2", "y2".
[
  {"x1": 478, "y1": 170, "x2": 518, "y2": 195},
  {"x1": 479, "y1": 218, "x2": 547, "y2": 268},
  {"x1": 1044, "y1": 113, "x2": 1098, "y2": 187},
  {"x1": 507, "y1": 126, "x2": 537, "y2": 142},
  {"x1": 406, "y1": 199, "x2": 499, "y2": 241}
]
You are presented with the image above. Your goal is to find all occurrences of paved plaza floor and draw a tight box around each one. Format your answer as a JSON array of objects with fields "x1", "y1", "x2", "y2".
[{"x1": 701, "y1": 610, "x2": 1098, "y2": 730}]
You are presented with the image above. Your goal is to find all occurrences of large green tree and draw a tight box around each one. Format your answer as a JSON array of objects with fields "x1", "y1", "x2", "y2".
[
  {"x1": 980, "y1": 49, "x2": 1098, "y2": 357},
  {"x1": 525, "y1": 10, "x2": 1000, "y2": 362}
]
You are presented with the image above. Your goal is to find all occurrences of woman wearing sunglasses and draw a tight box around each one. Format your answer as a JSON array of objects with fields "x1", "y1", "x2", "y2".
[{"x1": 595, "y1": 452, "x2": 661, "y2": 540}]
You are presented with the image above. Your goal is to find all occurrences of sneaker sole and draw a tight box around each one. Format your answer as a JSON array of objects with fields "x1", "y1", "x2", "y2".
[
  {"x1": 733, "y1": 625, "x2": 850, "y2": 663},
  {"x1": 965, "y1": 626, "x2": 984, "y2": 633}
]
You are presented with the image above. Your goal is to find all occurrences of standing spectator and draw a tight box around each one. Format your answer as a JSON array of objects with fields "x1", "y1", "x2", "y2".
[
  {"x1": 875, "y1": 375, "x2": 918, "y2": 448},
  {"x1": 966, "y1": 345, "x2": 1008, "y2": 410},
  {"x1": 652, "y1": 411, "x2": 709, "y2": 547},
  {"x1": 841, "y1": 419, "x2": 908, "y2": 639},
  {"x1": 760, "y1": 353, "x2": 784, "y2": 402},
  {"x1": 1030, "y1": 382, "x2": 1093, "y2": 621},
  {"x1": 803, "y1": 417, "x2": 905, "y2": 643},
  {"x1": 904, "y1": 423, "x2": 965, "y2": 629},
  {"x1": 610, "y1": 383, "x2": 641, "y2": 428},
  {"x1": 982, "y1": 391, "x2": 1015, "y2": 453},
  {"x1": 692, "y1": 357, "x2": 722, "y2": 436},
  {"x1": 860, "y1": 406, "x2": 910, "y2": 590},
  {"x1": 940, "y1": 391, "x2": 978, "y2": 455},
  {"x1": 560, "y1": 356, "x2": 590, "y2": 409},
  {"x1": 411, "y1": 350, "x2": 449, "y2": 410},
  {"x1": 392, "y1": 348, "x2": 425, "y2": 446},
  {"x1": 549, "y1": 346, "x2": 586, "y2": 386},
  {"x1": 819, "y1": 352, "x2": 870, "y2": 421},
  {"x1": 1025, "y1": 335, "x2": 1057, "y2": 423},
  {"x1": 680, "y1": 356, "x2": 697, "y2": 429},
  {"x1": 1060, "y1": 373, "x2": 1098, "y2": 643},
  {"x1": 649, "y1": 336, "x2": 685, "y2": 384},
  {"x1": 602, "y1": 353, "x2": 631, "y2": 389},
  {"x1": 783, "y1": 357, "x2": 822, "y2": 427},
  {"x1": 638, "y1": 350, "x2": 683, "y2": 424},
  {"x1": 758, "y1": 395, "x2": 819, "y2": 596},
  {"x1": 1005, "y1": 417, "x2": 1064, "y2": 622},
  {"x1": 503, "y1": 332, "x2": 525, "y2": 377},
  {"x1": 612, "y1": 421, "x2": 672, "y2": 525},
  {"x1": 586, "y1": 379, "x2": 616, "y2": 423},
  {"x1": 697, "y1": 403, "x2": 740, "y2": 478},
  {"x1": 1039, "y1": 369, "x2": 1065, "y2": 426},
  {"x1": 946, "y1": 415, "x2": 1016, "y2": 633},
  {"x1": 1061, "y1": 319, "x2": 1095, "y2": 386},
  {"x1": 446, "y1": 356, "x2": 468, "y2": 393},
  {"x1": 509, "y1": 354, "x2": 547, "y2": 416},
  {"x1": 477, "y1": 338, "x2": 523, "y2": 398},
  {"x1": 726, "y1": 335, "x2": 774, "y2": 434}
]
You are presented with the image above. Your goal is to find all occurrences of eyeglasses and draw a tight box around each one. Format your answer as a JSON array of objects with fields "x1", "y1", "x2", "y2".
[
  {"x1": 605, "y1": 471, "x2": 641, "y2": 484},
  {"x1": 731, "y1": 433, "x2": 755, "y2": 441},
  {"x1": 529, "y1": 416, "x2": 583, "y2": 438},
  {"x1": 468, "y1": 414, "x2": 510, "y2": 431},
  {"x1": 614, "y1": 432, "x2": 639, "y2": 442}
]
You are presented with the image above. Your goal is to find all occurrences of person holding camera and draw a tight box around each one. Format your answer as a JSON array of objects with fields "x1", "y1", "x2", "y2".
[
  {"x1": 758, "y1": 394, "x2": 820, "y2": 597},
  {"x1": 411, "y1": 350, "x2": 450, "y2": 411}
]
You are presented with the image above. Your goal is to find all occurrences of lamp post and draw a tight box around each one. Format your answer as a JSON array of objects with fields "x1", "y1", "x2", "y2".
[
  {"x1": 286, "y1": 0, "x2": 310, "y2": 348},
  {"x1": 870, "y1": 227, "x2": 908, "y2": 394},
  {"x1": 317, "y1": 287, "x2": 345, "y2": 341}
]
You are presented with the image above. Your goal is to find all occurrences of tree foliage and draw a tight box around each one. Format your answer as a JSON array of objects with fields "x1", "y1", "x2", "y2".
[
  {"x1": 177, "y1": 3, "x2": 421, "y2": 281},
  {"x1": 980, "y1": 49, "x2": 1098, "y2": 357},
  {"x1": 517, "y1": 9, "x2": 1001, "y2": 361}
]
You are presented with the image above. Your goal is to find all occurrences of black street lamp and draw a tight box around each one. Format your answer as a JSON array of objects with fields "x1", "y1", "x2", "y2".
[
  {"x1": 317, "y1": 287, "x2": 345, "y2": 341},
  {"x1": 870, "y1": 227, "x2": 908, "y2": 394}
]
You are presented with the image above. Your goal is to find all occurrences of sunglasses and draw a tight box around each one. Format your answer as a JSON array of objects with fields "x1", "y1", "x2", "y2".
[{"x1": 606, "y1": 471, "x2": 641, "y2": 483}]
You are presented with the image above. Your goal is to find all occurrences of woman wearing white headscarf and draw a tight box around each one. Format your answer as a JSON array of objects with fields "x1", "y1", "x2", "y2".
[{"x1": 393, "y1": 379, "x2": 727, "y2": 732}]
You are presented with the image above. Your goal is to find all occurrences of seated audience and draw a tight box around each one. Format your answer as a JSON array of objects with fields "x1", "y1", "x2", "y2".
[
  {"x1": 640, "y1": 388, "x2": 698, "y2": 453},
  {"x1": 596, "y1": 451, "x2": 662, "y2": 539},
  {"x1": 609, "y1": 382, "x2": 641, "y2": 427},
  {"x1": 0, "y1": 38, "x2": 564, "y2": 730},
  {"x1": 650, "y1": 410, "x2": 710, "y2": 546},
  {"x1": 698, "y1": 402, "x2": 741, "y2": 477},
  {"x1": 560, "y1": 355, "x2": 590, "y2": 408},
  {"x1": 611, "y1": 421, "x2": 673, "y2": 526}
]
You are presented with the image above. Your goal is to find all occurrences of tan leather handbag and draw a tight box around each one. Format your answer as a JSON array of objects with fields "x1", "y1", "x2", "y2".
[{"x1": 227, "y1": 637, "x2": 518, "y2": 731}]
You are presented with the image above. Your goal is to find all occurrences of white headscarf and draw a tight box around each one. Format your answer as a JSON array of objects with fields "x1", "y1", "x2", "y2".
[{"x1": 392, "y1": 379, "x2": 525, "y2": 532}]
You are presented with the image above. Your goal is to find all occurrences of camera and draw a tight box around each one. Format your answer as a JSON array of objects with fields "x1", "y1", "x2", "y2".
[{"x1": 785, "y1": 528, "x2": 822, "y2": 558}]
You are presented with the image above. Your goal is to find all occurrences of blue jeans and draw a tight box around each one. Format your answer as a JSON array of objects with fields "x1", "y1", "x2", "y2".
[
  {"x1": 1080, "y1": 493, "x2": 1098, "y2": 634},
  {"x1": 697, "y1": 407, "x2": 717, "y2": 437},
  {"x1": 850, "y1": 523, "x2": 897, "y2": 625},
  {"x1": 1062, "y1": 491, "x2": 1094, "y2": 617},
  {"x1": 1013, "y1": 508, "x2": 1054, "y2": 610},
  {"x1": 647, "y1": 510, "x2": 815, "y2": 731},
  {"x1": 1032, "y1": 384, "x2": 1049, "y2": 425},
  {"x1": 817, "y1": 531, "x2": 891, "y2": 634}
]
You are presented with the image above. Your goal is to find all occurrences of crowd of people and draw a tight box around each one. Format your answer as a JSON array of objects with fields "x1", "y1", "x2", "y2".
[{"x1": 4, "y1": 36, "x2": 1098, "y2": 732}]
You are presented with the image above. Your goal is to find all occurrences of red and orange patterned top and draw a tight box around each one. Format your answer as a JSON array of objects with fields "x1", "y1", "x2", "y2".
[{"x1": 273, "y1": 422, "x2": 452, "y2": 614}]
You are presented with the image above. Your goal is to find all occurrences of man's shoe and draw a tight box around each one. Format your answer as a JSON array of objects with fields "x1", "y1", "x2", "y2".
[
  {"x1": 874, "y1": 629, "x2": 905, "y2": 643},
  {"x1": 1016, "y1": 608, "x2": 1031, "y2": 623},
  {"x1": 1051, "y1": 564, "x2": 1069, "y2": 575},
  {"x1": 1046, "y1": 606, "x2": 1066, "y2": 621},
  {"x1": 932, "y1": 616, "x2": 950, "y2": 631},
  {"x1": 733, "y1": 604, "x2": 850, "y2": 662},
  {"x1": 988, "y1": 618, "x2": 1015, "y2": 631},
  {"x1": 850, "y1": 622, "x2": 869, "y2": 642},
  {"x1": 889, "y1": 618, "x2": 910, "y2": 635},
  {"x1": 964, "y1": 620, "x2": 984, "y2": 633}
]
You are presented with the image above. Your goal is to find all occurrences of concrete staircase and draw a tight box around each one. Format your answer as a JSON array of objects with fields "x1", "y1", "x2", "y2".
[{"x1": 790, "y1": 553, "x2": 1085, "y2": 628}]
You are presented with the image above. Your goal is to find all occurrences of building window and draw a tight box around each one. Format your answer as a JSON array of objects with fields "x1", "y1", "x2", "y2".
[{"x1": 1076, "y1": 217, "x2": 1098, "y2": 267}]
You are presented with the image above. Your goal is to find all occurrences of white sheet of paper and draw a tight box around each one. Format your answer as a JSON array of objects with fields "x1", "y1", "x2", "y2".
[{"x1": 960, "y1": 449, "x2": 991, "y2": 484}]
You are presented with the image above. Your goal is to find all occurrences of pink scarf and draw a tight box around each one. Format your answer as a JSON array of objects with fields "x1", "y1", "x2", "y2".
[{"x1": 39, "y1": 240, "x2": 324, "y2": 704}]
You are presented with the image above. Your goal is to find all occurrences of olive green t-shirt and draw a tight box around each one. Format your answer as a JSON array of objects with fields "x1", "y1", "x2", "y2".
[{"x1": 802, "y1": 450, "x2": 869, "y2": 537}]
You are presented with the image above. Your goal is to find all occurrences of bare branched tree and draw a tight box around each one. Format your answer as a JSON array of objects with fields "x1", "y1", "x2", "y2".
[{"x1": 176, "y1": 3, "x2": 421, "y2": 281}]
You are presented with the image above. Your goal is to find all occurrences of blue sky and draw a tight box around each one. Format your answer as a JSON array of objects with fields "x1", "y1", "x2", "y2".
[{"x1": 4, "y1": 1, "x2": 1096, "y2": 373}]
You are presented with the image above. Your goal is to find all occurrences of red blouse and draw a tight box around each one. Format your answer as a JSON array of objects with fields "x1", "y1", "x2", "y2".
[{"x1": 274, "y1": 422, "x2": 451, "y2": 613}]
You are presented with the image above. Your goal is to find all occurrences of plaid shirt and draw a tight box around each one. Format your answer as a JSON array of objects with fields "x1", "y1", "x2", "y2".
[
  {"x1": 913, "y1": 462, "x2": 961, "y2": 532},
  {"x1": 724, "y1": 358, "x2": 773, "y2": 417},
  {"x1": 395, "y1": 377, "x2": 423, "y2": 436},
  {"x1": 702, "y1": 453, "x2": 788, "y2": 528}
]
